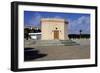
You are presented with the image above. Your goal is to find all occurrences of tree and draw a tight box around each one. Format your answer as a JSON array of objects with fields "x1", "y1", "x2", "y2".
[{"x1": 24, "y1": 28, "x2": 31, "y2": 40}]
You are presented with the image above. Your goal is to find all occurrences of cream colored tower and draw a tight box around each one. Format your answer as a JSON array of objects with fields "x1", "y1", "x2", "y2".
[{"x1": 41, "y1": 18, "x2": 68, "y2": 40}]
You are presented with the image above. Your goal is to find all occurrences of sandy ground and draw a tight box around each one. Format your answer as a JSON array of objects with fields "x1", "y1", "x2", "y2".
[{"x1": 24, "y1": 39, "x2": 90, "y2": 61}]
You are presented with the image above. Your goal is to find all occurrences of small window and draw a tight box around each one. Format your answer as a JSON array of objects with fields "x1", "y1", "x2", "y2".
[{"x1": 55, "y1": 27, "x2": 58, "y2": 30}]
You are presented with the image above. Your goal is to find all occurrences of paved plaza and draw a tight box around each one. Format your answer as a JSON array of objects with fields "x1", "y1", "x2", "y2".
[{"x1": 24, "y1": 39, "x2": 90, "y2": 61}]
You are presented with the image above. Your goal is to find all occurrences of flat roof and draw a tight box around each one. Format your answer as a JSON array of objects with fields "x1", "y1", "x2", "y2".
[
  {"x1": 41, "y1": 18, "x2": 68, "y2": 24},
  {"x1": 41, "y1": 18, "x2": 65, "y2": 22}
]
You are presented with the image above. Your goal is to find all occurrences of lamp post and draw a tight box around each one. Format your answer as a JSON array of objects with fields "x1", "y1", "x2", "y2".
[{"x1": 80, "y1": 30, "x2": 82, "y2": 39}]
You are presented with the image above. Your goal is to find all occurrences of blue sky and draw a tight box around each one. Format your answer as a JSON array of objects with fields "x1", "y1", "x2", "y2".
[{"x1": 24, "y1": 11, "x2": 90, "y2": 34}]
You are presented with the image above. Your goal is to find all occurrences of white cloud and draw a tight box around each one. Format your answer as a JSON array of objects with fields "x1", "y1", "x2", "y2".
[{"x1": 68, "y1": 16, "x2": 90, "y2": 34}]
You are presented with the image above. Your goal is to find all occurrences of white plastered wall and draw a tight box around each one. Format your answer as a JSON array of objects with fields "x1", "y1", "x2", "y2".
[{"x1": 41, "y1": 19, "x2": 68, "y2": 40}]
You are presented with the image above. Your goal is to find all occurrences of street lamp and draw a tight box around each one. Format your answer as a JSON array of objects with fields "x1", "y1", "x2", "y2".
[{"x1": 79, "y1": 30, "x2": 82, "y2": 39}]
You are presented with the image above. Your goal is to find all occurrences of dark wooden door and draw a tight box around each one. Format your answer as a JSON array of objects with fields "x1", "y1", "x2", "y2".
[{"x1": 54, "y1": 30, "x2": 59, "y2": 39}]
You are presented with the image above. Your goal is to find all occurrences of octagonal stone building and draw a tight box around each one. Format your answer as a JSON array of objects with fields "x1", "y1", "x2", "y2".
[{"x1": 41, "y1": 18, "x2": 69, "y2": 40}]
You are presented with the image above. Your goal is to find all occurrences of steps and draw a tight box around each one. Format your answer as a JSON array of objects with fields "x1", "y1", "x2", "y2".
[
  {"x1": 31, "y1": 40, "x2": 79, "y2": 46},
  {"x1": 60, "y1": 40, "x2": 79, "y2": 46}
]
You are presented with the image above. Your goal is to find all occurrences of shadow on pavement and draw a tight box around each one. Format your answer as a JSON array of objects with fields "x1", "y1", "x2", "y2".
[{"x1": 24, "y1": 47, "x2": 47, "y2": 61}]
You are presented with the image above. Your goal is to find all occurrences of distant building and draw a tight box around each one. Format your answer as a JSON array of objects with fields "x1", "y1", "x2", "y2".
[
  {"x1": 41, "y1": 18, "x2": 69, "y2": 40},
  {"x1": 24, "y1": 26, "x2": 32, "y2": 29}
]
